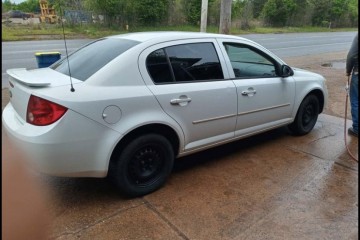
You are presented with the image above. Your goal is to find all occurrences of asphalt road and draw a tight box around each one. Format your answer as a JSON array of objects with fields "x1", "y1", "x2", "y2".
[
  {"x1": 243, "y1": 31, "x2": 356, "y2": 57},
  {"x1": 2, "y1": 31, "x2": 357, "y2": 88},
  {"x1": 2, "y1": 39, "x2": 90, "y2": 88}
]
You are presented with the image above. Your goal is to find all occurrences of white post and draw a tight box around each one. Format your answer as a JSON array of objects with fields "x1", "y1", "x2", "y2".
[{"x1": 200, "y1": 0, "x2": 208, "y2": 32}]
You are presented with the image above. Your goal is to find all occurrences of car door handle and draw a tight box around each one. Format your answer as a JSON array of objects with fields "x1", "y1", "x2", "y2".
[
  {"x1": 241, "y1": 89, "x2": 256, "y2": 96},
  {"x1": 170, "y1": 97, "x2": 192, "y2": 105}
]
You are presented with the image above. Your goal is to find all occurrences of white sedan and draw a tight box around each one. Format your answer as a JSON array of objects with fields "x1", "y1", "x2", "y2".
[{"x1": 2, "y1": 32, "x2": 328, "y2": 197}]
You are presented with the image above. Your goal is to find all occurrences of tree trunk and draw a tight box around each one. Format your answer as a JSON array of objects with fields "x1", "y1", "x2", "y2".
[{"x1": 219, "y1": 0, "x2": 232, "y2": 34}]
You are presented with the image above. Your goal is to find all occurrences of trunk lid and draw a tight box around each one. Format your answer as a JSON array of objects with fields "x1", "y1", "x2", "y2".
[{"x1": 6, "y1": 68, "x2": 81, "y2": 122}]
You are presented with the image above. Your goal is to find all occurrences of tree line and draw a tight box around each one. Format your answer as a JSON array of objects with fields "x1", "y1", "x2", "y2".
[{"x1": 2, "y1": 0, "x2": 358, "y2": 28}]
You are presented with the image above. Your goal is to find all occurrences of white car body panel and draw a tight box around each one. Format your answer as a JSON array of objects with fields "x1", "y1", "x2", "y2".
[
  {"x1": 3, "y1": 103, "x2": 121, "y2": 177},
  {"x1": 7, "y1": 68, "x2": 82, "y2": 87},
  {"x1": 291, "y1": 68, "x2": 328, "y2": 117},
  {"x1": 146, "y1": 81, "x2": 237, "y2": 151},
  {"x1": 7, "y1": 68, "x2": 83, "y2": 121},
  {"x1": 138, "y1": 38, "x2": 237, "y2": 151},
  {"x1": 2, "y1": 32, "x2": 328, "y2": 178},
  {"x1": 216, "y1": 38, "x2": 296, "y2": 136},
  {"x1": 233, "y1": 76, "x2": 295, "y2": 136}
]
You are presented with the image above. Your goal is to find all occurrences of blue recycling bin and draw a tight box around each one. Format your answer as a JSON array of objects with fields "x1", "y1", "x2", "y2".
[{"x1": 35, "y1": 52, "x2": 61, "y2": 68}]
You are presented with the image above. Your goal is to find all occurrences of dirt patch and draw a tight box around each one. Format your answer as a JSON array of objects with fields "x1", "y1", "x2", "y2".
[
  {"x1": 1, "y1": 51, "x2": 351, "y2": 119},
  {"x1": 2, "y1": 89, "x2": 10, "y2": 111}
]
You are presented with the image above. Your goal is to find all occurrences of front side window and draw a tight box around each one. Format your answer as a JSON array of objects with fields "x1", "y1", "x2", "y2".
[
  {"x1": 146, "y1": 42, "x2": 224, "y2": 84},
  {"x1": 52, "y1": 38, "x2": 140, "y2": 81},
  {"x1": 224, "y1": 43, "x2": 277, "y2": 78}
]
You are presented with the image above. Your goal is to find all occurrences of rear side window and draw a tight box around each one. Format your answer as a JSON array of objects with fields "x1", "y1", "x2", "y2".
[
  {"x1": 146, "y1": 42, "x2": 224, "y2": 84},
  {"x1": 146, "y1": 49, "x2": 174, "y2": 83},
  {"x1": 52, "y1": 38, "x2": 140, "y2": 81}
]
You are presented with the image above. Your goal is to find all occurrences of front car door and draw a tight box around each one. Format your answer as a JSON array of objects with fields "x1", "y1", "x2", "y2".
[
  {"x1": 138, "y1": 39, "x2": 237, "y2": 153},
  {"x1": 217, "y1": 39, "x2": 296, "y2": 137}
]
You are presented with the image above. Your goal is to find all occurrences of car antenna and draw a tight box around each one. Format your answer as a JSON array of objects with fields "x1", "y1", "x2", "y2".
[{"x1": 59, "y1": 4, "x2": 75, "y2": 92}]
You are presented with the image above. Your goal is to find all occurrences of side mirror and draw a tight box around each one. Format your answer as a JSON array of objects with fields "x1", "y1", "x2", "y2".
[{"x1": 280, "y1": 65, "x2": 294, "y2": 77}]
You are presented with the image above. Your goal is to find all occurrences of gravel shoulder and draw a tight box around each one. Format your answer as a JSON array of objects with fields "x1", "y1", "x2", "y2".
[{"x1": 2, "y1": 51, "x2": 350, "y2": 119}]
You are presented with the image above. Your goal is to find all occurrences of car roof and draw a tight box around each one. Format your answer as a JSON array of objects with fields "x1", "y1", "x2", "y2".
[{"x1": 107, "y1": 31, "x2": 247, "y2": 43}]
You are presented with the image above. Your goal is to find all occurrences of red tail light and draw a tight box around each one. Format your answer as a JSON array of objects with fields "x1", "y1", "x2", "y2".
[{"x1": 27, "y1": 95, "x2": 68, "y2": 126}]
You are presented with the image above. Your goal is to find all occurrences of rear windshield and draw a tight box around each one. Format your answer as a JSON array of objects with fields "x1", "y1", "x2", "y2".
[{"x1": 51, "y1": 38, "x2": 140, "y2": 81}]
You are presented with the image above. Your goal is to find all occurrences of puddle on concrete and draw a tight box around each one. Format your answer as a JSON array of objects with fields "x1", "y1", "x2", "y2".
[{"x1": 321, "y1": 61, "x2": 346, "y2": 69}]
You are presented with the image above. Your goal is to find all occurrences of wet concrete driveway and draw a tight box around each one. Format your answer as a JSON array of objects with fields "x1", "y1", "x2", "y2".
[{"x1": 33, "y1": 114, "x2": 357, "y2": 240}]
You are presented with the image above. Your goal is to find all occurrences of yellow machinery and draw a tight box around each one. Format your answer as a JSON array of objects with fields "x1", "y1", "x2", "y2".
[{"x1": 39, "y1": 0, "x2": 59, "y2": 24}]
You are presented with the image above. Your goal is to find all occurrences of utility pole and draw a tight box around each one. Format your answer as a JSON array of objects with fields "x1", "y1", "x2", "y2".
[
  {"x1": 219, "y1": 0, "x2": 232, "y2": 34},
  {"x1": 200, "y1": 0, "x2": 208, "y2": 32}
]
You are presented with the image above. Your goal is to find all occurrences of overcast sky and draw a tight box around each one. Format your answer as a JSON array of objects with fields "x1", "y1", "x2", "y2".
[{"x1": 3, "y1": 0, "x2": 26, "y2": 4}]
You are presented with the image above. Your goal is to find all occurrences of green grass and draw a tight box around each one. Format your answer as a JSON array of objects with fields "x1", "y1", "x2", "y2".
[
  {"x1": 2, "y1": 24, "x2": 80, "y2": 41},
  {"x1": 229, "y1": 26, "x2": 358, "y2": 35},
  {"x1": 1, "y1": 23, "x2": 357, "y2": 41}
]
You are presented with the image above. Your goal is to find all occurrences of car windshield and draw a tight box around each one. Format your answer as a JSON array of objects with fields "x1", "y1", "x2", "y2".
[{"x1": 52, "y1": 38, "x2": 140, "y2": 81}]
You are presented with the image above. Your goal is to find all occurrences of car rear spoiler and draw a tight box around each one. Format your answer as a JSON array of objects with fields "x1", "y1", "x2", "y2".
[{"x1": 7, "y1": 68, "x2": 51, "y2": 87}]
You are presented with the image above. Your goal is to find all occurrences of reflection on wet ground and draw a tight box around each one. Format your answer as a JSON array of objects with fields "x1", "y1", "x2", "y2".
[{"x1": 322, "y1": 61, "x2": 346, "y2": 69}]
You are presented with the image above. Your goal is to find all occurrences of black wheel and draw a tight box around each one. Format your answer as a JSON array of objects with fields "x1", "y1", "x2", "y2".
[
  {"x1": 288, "y1": 94, "x2": 319, "y2": 136},
  {"x1": 110, "y1": 134, "x2": 174, "y2": 197}
]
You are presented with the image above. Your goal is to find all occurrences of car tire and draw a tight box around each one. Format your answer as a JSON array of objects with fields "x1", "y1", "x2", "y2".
[
  {"x1": 110, "y1": 134, "x2": 174, "y2": 197},
  {"x1": 288, "y1": 94, "x2": 319, "y2": 136}
]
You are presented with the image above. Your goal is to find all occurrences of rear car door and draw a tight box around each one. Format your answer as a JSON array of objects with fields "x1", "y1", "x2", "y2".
[
  {"x1": 217, "y1": 39, "x2": 296, "y2": 136},
  {"x1": 139, "y1": 39, "x2": 237, "y2": 152}
]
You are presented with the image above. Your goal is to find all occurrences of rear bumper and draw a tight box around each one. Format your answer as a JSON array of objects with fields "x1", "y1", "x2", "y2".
[{"x1": 2, "y1": 103, "x2": 122, "y2": 177}]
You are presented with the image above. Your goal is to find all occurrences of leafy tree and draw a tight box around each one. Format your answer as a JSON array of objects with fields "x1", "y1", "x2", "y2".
[
  {"x1": 308, "y1": 0, "x2": 351, "y2": 26},
  {"x1": 84, "y1": 0, "x2": 127, "y2": 26},
  {"x1": 2, "y1": 0, "x2": 15, "y2": 12},
  {"x1": 15, "y1": 0, "x2": 40, "y2": 13},
  {"x1": 168, "y1": 0, "x2": 185, "y2": 25},
  {"x1": 232, "y1": 0, "x2": 254, "y2": 29},
  {"x1": 183, "y1": 0, "x2": 215, "y2": 25},
  {"x1": 289, "y1": 0, "x2": 312, "y2": 26},
  {"x1": 232, "y1": 0, "x2": 246, "y2": 20},
  {"x1": 348, "y1": 0, "x2": 358, "y2": 26},
  {"x1": 250, "y1": 0, "x2": 267, "y2": 18},
  {"x1": 182, "y1": 0, "x2": 201, "y2": 25},
  {"x1": 328, "y1": 0, "x2": 349, "y2": 26},
  {"x1": 241, "y1": 1, "x2": 254, "y2": 29},
  {"x1": 134, "y1": 0, "x2": 169, "y2": 25},
  {"x1": 261, "y1": 0, "x2": 296, "y2": 26},
  {"x1": 3, "y1": 0, "x2": 355, "y2": 28},
  {"x1": 208, "y1": 0, "x2": 221, "y2": 25},
  {"x1": 307, "y1": 0, "x2": 330, "y2": 26}
]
